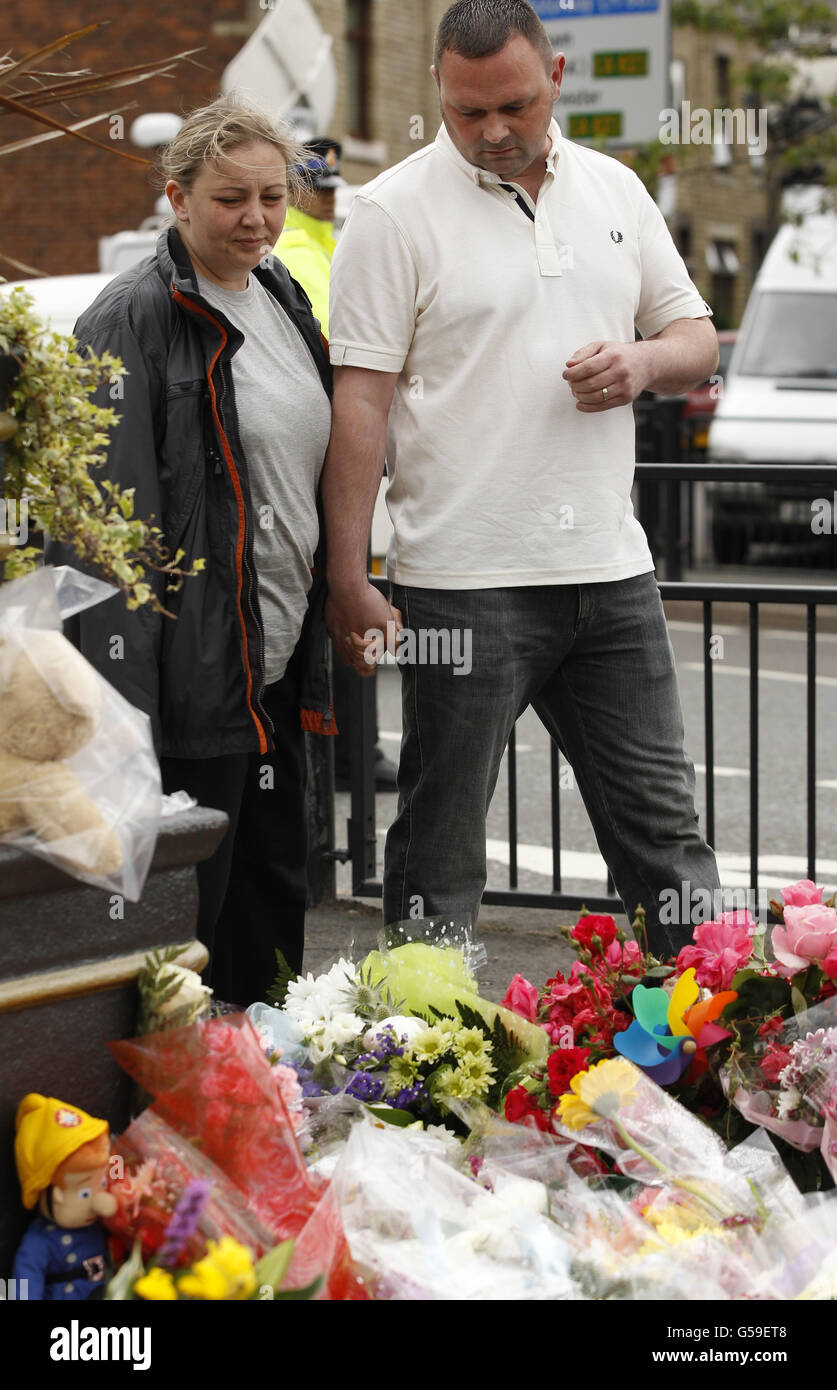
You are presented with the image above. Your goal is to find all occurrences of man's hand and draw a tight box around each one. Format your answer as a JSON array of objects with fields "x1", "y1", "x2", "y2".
[
  {"x1": 326, "y1": 582, "x2": 403, "y2": 678},
  {"x1": 562, "y1": 339, "x2": 655, "y2": 412},
  {"x1": 563, "y1": 318, "x2": 719, "y2": 411}
]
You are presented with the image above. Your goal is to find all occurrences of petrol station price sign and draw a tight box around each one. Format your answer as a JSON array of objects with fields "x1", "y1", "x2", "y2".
[{"x1": 532, "y1": 0, "x2": 670, "y2": 147}]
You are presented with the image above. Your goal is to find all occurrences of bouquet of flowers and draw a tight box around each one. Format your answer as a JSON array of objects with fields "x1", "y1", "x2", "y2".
[
  {"x1": 109, "y1": 1013, "x2": 367, "y2": 1299},
  {"x1": 499, "y1": 887, "x2": 837, "y2": 1192},
  {"x1": 275, "y1": 921, "x2": 547, "y2": 1128},
  {"x1": 105, "y1": 1108, "x2": 281, "y2": 1265}
]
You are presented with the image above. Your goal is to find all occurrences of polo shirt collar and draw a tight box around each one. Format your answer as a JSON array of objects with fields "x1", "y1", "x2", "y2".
[{"x1": 435, "y1": 118, "x2": 562, "y2": 186}]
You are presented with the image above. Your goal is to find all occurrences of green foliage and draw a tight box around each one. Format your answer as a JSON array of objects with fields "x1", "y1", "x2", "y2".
[
  {"x1": 0, "y1": 287, "x2": 203, "y2": 612},
  {"x1": 265, "y1": 948, "x2": 299, "y2": 1008},
  {"x1": 137, "y1": 944, "x2": 211, "y2": 1035},
  {"x1": 341, "y1": 962, "x2": 406, "y2": 1022},
  {"x1": 451, "y1": 999, "x2": 531, "y2": 1109},
  {"x1": 672, "y1": 0, "x2": 835, "y2": 43}
]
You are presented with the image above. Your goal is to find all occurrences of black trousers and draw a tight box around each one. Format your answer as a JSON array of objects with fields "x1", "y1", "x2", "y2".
[{"x1": 161, "y1": 658, "x2": 307, "y2": 1008}]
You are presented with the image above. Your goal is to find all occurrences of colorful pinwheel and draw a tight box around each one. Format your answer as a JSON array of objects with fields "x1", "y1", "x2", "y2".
[{"x1": 614, "y1": 968, "x2": 737, "y2": 1084}]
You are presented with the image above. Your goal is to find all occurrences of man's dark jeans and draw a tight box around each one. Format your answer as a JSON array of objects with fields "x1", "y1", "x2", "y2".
[{"x1": 384, "y1": 572, "x2": 719, "y2": 956}]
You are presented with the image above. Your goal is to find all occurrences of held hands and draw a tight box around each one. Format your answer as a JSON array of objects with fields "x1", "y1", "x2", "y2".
[
  {"x1": 563, "y1": 340, "x2": 652, "y2": 412},
  {"x1": 326, "y1": 583, "x2": 403, "y2": 678}
]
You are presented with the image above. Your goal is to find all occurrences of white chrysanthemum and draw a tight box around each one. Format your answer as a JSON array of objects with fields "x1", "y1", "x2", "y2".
[
  {"x1": 326, "y1": 1011, "x2": 366, "y2": 1047},
  {"x1": 285, "y1": 960, "x2": 358, "y2": 1028}
]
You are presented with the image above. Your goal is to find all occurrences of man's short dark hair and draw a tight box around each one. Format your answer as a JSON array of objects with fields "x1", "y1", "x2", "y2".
[{"x1": 434, "y1": 0, "x2": 555, "y2": 73}]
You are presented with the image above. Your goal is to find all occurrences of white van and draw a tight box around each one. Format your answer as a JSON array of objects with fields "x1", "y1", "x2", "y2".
[{"x1": 706, "y1": 191, "x2": 837, "y2": 563}]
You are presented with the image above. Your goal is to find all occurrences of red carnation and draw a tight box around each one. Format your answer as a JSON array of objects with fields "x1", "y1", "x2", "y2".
[
  {"x1": 571, "y1": 915, "x2": 618, "y2": 954},
  {"x1": 547, "y1": 1046, "x2": 591, "y2": 1098},
  {"x1": 760, "y1": 1041, "x2": 793, "y2": 1083},
  {"x1": 504, "y1": 1086, "x2": 551, "y2": 1131}
]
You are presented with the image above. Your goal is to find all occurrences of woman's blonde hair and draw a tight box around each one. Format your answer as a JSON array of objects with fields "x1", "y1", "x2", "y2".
[{"x1": 159, "y1": 93, "x2": 311, "y2": 198}]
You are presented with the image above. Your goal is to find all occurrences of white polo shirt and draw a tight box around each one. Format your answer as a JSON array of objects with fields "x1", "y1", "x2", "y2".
[{"x1": 329, "y1": 119, "x2": 711, "y2": 589}]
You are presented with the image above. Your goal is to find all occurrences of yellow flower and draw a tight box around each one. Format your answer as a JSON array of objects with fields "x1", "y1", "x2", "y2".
[
  {"x1": 177, "y1": 1237, "x2": 257, "y2": 1301},
  {"x1": 134, "y1": 1266, "x2": 178, "y2": 1301},
  {"x1": 643, "y1": 1202, "x2": 707, "y2": 1236},
  {"x1": 556, "y1": 1058, "x2": 638, "y2": 1131},
  {"x1": 410, "y1": 1026, "x2": 448, "y2": 1064},
  {"x1": 452, "y1": 1026, "x2": 489, "y2": 1060}
]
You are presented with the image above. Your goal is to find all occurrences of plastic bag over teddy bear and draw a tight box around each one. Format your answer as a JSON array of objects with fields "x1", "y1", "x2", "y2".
[{"x1": 0, "y1": 565, "x2": 161, "y2": 900}]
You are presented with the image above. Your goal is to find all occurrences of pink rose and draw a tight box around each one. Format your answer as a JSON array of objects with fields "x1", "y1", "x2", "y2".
[
  {"x1": 601, "y1": 938, "x2": 644, "y2": 975},
  {"x1": 715, "y1": 909, "x2": 756, "y2": 931},
  {"x1": 501, "y1": 973, "x2": 539, "y2": 1022},
  {"x1": 772, "y1": 903, "x2": 837, "y2": 975},
  {"x1": 781, "y1": 880, "x2": 824, "y2": 908},
  {"x1": 675, "y1": 918, "x2": 754, "y2": 992}
]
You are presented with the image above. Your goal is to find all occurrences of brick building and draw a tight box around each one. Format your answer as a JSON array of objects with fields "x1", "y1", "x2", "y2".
[
  {"x1": 668, "y1": 25, "x2": 770, "y2": 329},
  {"x1": 1, "y1": 0, "x2": 257, "y2": 277},
  {"x1": 2, "y1": 0, "x2": 773, "y2": 323}
]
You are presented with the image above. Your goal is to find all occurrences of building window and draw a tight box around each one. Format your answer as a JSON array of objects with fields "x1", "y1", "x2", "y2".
[
  {"x1": 346, "y1": 0, "x2": 372, "y2": 140},
  {"x1": 716, "y1": 54, "x2": 731, "y2": 106}
]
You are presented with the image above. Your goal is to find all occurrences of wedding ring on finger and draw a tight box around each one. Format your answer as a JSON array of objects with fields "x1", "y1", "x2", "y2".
[{"x1": 601, "y1": 386, "x2": 609, "y2": 402}]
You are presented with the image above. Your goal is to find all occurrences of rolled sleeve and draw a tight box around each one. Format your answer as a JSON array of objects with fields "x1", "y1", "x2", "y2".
[
  {"x1": 634, "y1": 182, "x2": 712, "y2": 339},
  {"x1": 329, "y1": 196, "x2": 418, "y2": 373}
]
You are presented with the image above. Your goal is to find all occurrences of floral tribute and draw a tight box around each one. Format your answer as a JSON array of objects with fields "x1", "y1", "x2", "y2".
[
  {"x1": 108, "y1": 1015, "x2": 367, "y2": 1299},
  {"x1": 79, "y1": 896, "x2": 837, "y2": 1301},
  {"x1": 499, "y1": 886, "x2": 837, "y2": 1193}
]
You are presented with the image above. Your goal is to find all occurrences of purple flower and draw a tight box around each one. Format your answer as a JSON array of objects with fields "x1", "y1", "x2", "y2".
[
  {"x1": 157, "y1": 1180, "x2": 211, "y2": 1269},
  {"x1": 345, "y1": 1072, "x2": 385, "y2": 1103},
  {"x1": 371, "y1": 1029, "x2": 405, "y2": 1059},
  {"x1": 301, "y1": 1079, "x2": 324, "y2": 1098},
  {"x1": 391, "y1": 1083, "x2": 429, "y2": 1109}
]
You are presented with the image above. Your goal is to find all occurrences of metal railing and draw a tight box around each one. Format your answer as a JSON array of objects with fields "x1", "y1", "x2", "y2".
[{"x1": 314, "y1": 413, "x2": 837, "y2": 915}]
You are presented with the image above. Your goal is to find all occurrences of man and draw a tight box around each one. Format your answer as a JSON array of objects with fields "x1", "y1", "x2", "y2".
[
  {"x1": 276, "y1": 138, "x2": 398, "y2": 790},
  {"x1": 322, "y1": 0, "x2": 720, "y2": 954},
  {"x1": 276, "y1": 137, "x2": 343, "y2": 335}
]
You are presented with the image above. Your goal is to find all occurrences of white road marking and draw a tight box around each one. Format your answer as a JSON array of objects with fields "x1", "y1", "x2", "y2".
[
  {"x1": 668, "y1": 620, "x2": 837, "y2": 644},
  {"x1": 680, "y1": 662, "x2": 837, "y2": 687},
  {"x1": 482, "y1": 837, "x2": 837, "y2": 892},
  {"x1": 375, "y1": 738, "x2": 837, "y2": 784}
]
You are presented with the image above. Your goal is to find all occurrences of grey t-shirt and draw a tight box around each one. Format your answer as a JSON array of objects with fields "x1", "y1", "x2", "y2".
[{"x1": 196, "y1": 272, "x2": 331, "y2": 684}]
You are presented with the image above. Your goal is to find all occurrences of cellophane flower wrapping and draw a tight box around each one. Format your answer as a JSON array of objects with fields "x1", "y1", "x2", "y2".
[
  {"x1": 0, "y1": 565, "x2": 161, "y2": 899},
  {"x1": 105, "y1": 1108, "x2": 281, "y2": 1265},
  {"x1": 359, "y1": 920, "x2": 549, "y2": 1064},
  {"x1": 550, "y1": 1059, "x2": 761, "y2": 1225},
  {"x1": 461, "y1": 1101, "x2": 837, "y2": 1299},
  {"x1": 722, "y1": 997, "x2": 837, "y2": 1165},
  {"x1": 329, "y1": 1116, "x2": 578, "y2": 1300},
  {"x1": 109, "y1": 1014, "x2": 367, "y2": 1299}
]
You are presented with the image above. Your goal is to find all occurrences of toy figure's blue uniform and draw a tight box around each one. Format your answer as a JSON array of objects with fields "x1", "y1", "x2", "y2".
[{"x1": 12, "y1": 1215, "x2": 107, "y2": 1299}]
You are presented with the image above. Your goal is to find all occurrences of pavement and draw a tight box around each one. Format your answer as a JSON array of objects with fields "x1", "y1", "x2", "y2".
[{"x1": 301, "y1": 894, "x2": 624, "y2": 1000}]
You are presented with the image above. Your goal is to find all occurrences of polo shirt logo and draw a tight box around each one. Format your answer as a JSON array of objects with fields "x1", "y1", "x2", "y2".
[{"x1": 610, "y1": 230, "x2": 624, "y2": 244}]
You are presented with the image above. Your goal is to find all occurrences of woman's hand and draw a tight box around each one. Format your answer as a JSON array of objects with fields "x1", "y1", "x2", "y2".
[{"x1": 326, "y1": 583, "x2": 402, "y2": 677}]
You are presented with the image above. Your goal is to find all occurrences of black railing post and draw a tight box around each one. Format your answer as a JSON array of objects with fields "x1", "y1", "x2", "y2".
[
  {"x1": 305, "y1": 726, "x2": 336, "y2": 905},
  {"x1": 507, "y1": 725, "x2": 518, "y2": 890},
  {"x1": 348, "y1": 662, "x2": 378, "y2": 896},
  {"x1": 807, "y1": 603, "x2": 817, "y2": 882},
  {"x1": 0, "y1": 352, "x2": 21, "y2": 517}
]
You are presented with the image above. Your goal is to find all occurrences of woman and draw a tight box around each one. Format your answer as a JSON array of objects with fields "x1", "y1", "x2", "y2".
[{"x1": 53, "y1": 97, "x2": 335, "y2": 1005}]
